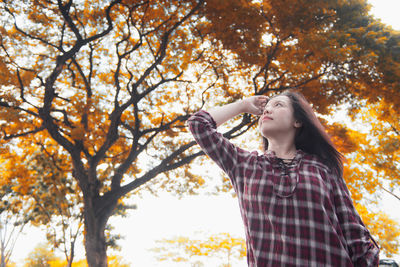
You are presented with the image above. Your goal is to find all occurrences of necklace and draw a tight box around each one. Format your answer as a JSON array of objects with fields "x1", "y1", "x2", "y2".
[{"x1": 279, "y1": 157, "x2": 296, "y2": 164}]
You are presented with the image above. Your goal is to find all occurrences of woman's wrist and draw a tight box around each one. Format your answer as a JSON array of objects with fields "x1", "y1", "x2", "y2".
[{"x1": 236, "y1": 99, "x2": 248, "y2": 114}]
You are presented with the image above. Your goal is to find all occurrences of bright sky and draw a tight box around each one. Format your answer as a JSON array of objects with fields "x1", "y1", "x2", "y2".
[
  {"x1": 10, "y1": 1, "x2": 400, "y2": 266},
  {"x1": 369, "y1": 0, "x2": 400, "y2": 30}
]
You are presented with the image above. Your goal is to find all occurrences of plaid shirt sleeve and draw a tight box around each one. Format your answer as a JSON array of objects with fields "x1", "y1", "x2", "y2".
[
  {"x1": 329, "y1": 172, "x2": 380, "y2": 266},
  {"x1": 187, "y1": 110, "x2": 256, "y2": 191}
]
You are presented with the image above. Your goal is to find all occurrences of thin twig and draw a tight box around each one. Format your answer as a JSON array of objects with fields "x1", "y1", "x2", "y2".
[{"x1": 381, "y1": 186, "x2": 400, "y2": 201}]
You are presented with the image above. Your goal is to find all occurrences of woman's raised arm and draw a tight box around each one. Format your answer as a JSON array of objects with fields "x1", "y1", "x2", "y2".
[{"x1": 207, "y1": 95, "x2": 268, "y2": 127}]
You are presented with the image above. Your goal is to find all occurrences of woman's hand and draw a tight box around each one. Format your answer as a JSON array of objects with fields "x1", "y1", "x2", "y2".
[{"x1": 242, "y1": 95, "x2": 269, "y2": 116}]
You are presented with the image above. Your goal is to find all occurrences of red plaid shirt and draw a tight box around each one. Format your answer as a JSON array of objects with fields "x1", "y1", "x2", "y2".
[{"x1": 188, "y1": 110, "x2": 379, "y2": 267}]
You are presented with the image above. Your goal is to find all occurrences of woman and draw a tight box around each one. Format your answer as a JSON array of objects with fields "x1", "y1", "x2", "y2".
[{"x1": 187, "y1": 91, "x2": 379, "y2": 266}]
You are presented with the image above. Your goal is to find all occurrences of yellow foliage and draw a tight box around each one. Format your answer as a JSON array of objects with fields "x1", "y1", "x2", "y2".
[
  {"x1": 355, "y1": 203, "x2": 400, "y2": 257},
  {"x1": 47, "y1": 254, "x2": 129, "y2": 267},
  {"x1": 152, "y1": 232, "x2": 246, "y2": 264},
  {"x1": 334, "y1": 99, "x2": 400, "y2": 256}
]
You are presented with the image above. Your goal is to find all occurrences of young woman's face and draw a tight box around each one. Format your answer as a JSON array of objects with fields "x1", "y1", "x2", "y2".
[{"x1": 259, "y1": 95, "x2": 300, "y2": 138}]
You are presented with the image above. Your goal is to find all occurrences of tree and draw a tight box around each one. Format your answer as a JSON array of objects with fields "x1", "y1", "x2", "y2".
[
  {"x1": 25, "y1": 151, "x2": 83, "y2": 267},
  {"x1": 1, "y1": 141, "x2": 133, "y2": 266},
  {"x1": 23, "y1": 243, "x2": 57, "y2": 267},
  {"x1": 1, "y1": 0, "x2": 400, "y2": 265},
  {"x1": 0, "y1": 186, "x2": 29, "y2": 267},
  {"x1": 151, "y1": 232, "x2": 246, "y2": 266},
  {"x1": 351, "y1": 100, "x2": 400, "y2": 193},
  {"x1": 24, "y1": 244, "x2": 130, "y2": 267},
  {"x1": 1, "y1": 0, "x2": 208, "y2": 265},
  {"x1": 0, "y1": 143, "x2": 83, "y2": 266},
  {"x1": 344, "y1": 100, "x2": 400, "y2": 257}
]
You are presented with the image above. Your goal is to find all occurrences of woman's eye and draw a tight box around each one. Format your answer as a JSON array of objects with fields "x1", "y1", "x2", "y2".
[{"x1": 275, "y1": 102, "x2": 282, "y2": 107}]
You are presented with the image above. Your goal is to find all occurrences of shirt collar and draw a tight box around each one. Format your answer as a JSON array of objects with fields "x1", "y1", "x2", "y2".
[
  {"x1": 264, "y1": 149, "x2": 304, "y2": 167},
  {"x1": 263, "y1": 149, "x2": 305, "y2": 198}
]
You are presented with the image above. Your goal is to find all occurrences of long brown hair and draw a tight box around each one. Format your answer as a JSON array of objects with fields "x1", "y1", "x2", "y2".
[{"x1": 262, "y1": 91, "x2": 344, "y2": 176}]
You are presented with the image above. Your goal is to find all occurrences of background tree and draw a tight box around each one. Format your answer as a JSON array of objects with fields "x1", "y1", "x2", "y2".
[
  {"x1": 1, "y1": 0, "x2": 399, "y2": 265},
  {"x1": 1, "y1": 143, "x2": 133, "y2": 266},
  {"x1": 26, "y1": 151, "x2": 83, "y2": 267},
  {"x1": 23, "y1": 243, "x2": 57, "y2": 267},
  {"x1": 345, "y1": 99, "x2": 400, "y2": 256},
  {"x1": 151, "y1": 232, "x2": 246, "y2": 266},
  {"x1": 1, "y1": 0, "x2": 209, "y2": 265},
  {"x1": 351, "y1": 100, "x2": 400, "y2": 194},
  {"x1": 22, "y1": 242, "x2": 130, "y2": 267},
  {"x1": 0, "y1": 186, "x2": 30, "y2": 267},
  {"x1": 0, "y1": 142, "x2": 84, "y2": 266}
]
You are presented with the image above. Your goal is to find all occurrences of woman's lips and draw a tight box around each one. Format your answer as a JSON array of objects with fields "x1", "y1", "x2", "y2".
[{"x1": 262, "y1": 116, "x2": 273, "y2": 122}]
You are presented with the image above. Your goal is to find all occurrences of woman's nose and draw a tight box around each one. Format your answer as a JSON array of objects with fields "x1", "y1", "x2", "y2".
[{"x1": 263, "y1": 107, "x2": 271, "y2": 115}]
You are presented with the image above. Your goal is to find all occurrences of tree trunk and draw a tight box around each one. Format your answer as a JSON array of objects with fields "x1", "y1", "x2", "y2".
[
  {"x1": 0, "y1": 236, "x2": 6, "y2": 267},
  {"x1": 84, "y1": 200, "x2": 109, "y2": 267},
  {"x1": 84, "y1": 211, "x2": 108, "y2": 267},
  {"x1": 67, "y1": 241, "x2": 75, "y2": 267},
  {"x1": 0, "y1": 254, "x2": 5, "y2": 267},
  {"x1": 82, "y1": 184, "x2": 120, "y2": 267}
]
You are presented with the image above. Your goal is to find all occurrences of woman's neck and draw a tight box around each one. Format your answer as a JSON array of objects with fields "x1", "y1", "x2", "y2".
[{"x1": 267, "y1": 139, "x2": 297, "y2": 159}]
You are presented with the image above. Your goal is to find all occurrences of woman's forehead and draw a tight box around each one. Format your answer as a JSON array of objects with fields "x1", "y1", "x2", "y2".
[{"x1": 268, "y1": 95, "x2": 290, "y2": 103}]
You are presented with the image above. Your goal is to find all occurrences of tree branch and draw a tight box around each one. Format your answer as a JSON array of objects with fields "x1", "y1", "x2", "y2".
[
  {"x1": 4, "y1": 5, "x2": 59, "y2": 50},
  {"x1": 92, "y1": 0, "x2": 204, "y2": 169},
  {"x1": 2, "y1": 126, "x2": 45, "y2": 140},
  {"x1": 134, "y1": 0, "x2": 205, "y2": 99},
  {"x1": 252, "y1": 39, "x2": 283, "y2": 93},
  {"x1": 118, "y1": 141, "x2": 201, "y2": 195},
  {"x1": 381, "y1": 186, "x2": 400, "y2": 202},
  {"x1": 57, "y1": 0, "x2": 82, "y2": 41},
  {"x1": 111, "y1": 114, "x2": 191, "y2": 189}
]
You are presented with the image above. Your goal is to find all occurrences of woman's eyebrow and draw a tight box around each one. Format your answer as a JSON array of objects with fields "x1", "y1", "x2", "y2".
[{"x1": 266, "y1": 99, "x2": 284, "y2": 106}]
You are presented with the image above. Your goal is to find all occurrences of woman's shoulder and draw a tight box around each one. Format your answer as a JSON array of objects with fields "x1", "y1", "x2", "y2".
[
  {"x1": 301, "y1": 151, "x2": 331, "y2": 174},
  {"x1": 300, "y1": 152, "x2": 340, "y2": 193}
]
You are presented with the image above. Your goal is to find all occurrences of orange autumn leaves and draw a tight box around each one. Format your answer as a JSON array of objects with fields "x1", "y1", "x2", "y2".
[{"x1": 0, "y1": 0, "x2": 399, "y2": 262}]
